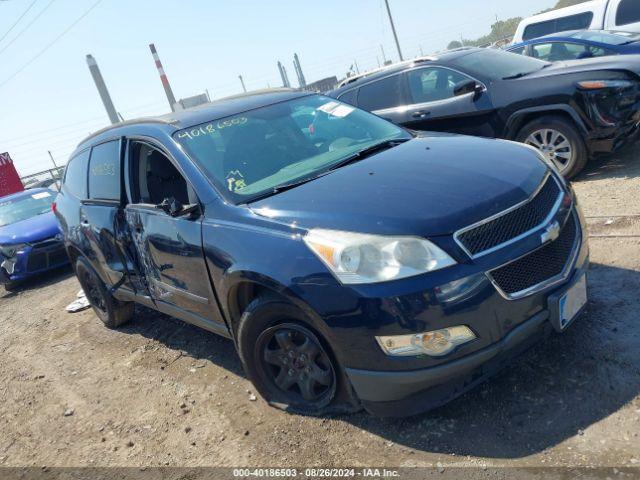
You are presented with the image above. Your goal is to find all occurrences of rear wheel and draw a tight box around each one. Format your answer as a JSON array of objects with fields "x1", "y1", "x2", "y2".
[
  {"x1": 237, "y1": 295, "x2": 360, "y2": 415},
  {"x1": 516, "y1": 115, "x2": 588, "y2": 179},
  {"x1": 74, "y1": 258, "x2": 134, "y2": 328}
]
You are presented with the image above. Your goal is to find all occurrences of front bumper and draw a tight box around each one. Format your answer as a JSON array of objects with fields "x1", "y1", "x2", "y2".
[
  {"x1": 345, "y1": 256, "x2": 589, "y2": 417},
  {"x1": 0, "y1": 240, "x2": 69, "y2": 284}
]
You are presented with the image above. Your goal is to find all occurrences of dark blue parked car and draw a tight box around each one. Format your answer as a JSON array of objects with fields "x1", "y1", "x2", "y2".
[
  {"x1": 0, "y1": 188, "x2": 68, "y2": 290},
  {"x1": 507, "y1": 30, "x2": 640, "y2": 61},
  {"x1": 54, "y1": 90, "x2": 589, "y2": 417}
]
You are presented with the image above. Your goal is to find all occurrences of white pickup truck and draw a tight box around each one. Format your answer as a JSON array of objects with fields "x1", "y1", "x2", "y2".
[{"x1": 513, "y1": 0, "x2": 640, "y2": 43}]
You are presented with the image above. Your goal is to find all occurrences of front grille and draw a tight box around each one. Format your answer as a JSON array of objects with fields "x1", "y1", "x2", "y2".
[
  {"x1": 26, "y1": 242, "x2": 67, "y2": 273},
  {"x1": 457, "y1": 175, "x2": 562, "y2": 256},
  {"x1": 489, "y1": 213, "x2": 578, "y2": 297}
]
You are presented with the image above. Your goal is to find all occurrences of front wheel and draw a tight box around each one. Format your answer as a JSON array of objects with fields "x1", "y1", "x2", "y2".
[
  {"x1": 516, "y1": 115, "x2": 588, "y2": 179},
  {"x1": 236, "y1": 295, "x2": 360, "y2": 415}
]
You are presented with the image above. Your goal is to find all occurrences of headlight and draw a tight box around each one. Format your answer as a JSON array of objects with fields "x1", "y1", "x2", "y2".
[
  {"x1": 577, "y1": 80, "x2": 634, "y2": 90},
  {"x1": 304, "y1": 229, "x2": 456, "y2": 284},
  {"x1": 376, "y1": 326, "x2": 476, "y2": 357},
  {"x1": 0, "y1": 244, "x2": 26, "y2": 258}
]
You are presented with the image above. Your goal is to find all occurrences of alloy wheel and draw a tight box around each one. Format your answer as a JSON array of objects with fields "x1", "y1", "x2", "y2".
[
  {"x1": 256, "y1": 323, "x2": 336, "y2": 406},
  {"x1": 82, "y1": 270, "x2": 106, "y2": 313},
  {"x1": 524, "y1": 128, "x2": 574, "y2": 174}
]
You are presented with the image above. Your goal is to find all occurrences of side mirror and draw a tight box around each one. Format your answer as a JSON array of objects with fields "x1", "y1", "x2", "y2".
[
  {"x1": 453, "y1": 79, "x2": 483, "y2": 97},
  {"x1": 155, "y1": 197, "x2": 200, "y2": 218}
]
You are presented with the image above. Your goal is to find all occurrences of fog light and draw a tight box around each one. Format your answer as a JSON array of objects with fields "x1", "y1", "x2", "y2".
[{"x1": 376, "y1": 326, "x2": 476, "y2": 357}]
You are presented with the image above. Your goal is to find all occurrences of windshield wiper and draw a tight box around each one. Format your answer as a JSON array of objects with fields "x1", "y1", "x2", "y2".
[
  {"x1": 326, "y1": 138, "x2": 410, "y2": 172},
  {"x1": 246, "y1": 138, "x2": 410, "y2": 203},
  {"x1": 503, "y1": 64, "x2": 551, "y2": 80}
]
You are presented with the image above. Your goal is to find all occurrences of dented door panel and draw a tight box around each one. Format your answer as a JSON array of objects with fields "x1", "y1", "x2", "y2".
[{"x1": 125, "y1": 205, "x2": 222, "y2": 323}]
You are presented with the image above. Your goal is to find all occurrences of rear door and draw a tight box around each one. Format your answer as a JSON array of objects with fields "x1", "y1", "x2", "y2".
[
  {"x1": 80, "y1": 139, "x2": 148, "y2": 295},
  {"x1": 401, "y1": 66, "x2": 498, "y2": 137},
  {"x1": 123, "y1": 139, "x2": 223, "y2": 326},
  {"x1": 355, "y1": 73, "x2": 411, "y2": 124}
]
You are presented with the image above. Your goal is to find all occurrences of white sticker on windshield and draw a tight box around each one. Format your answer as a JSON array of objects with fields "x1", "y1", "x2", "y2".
[
  {"x1": 31, "y1": 192, "x2": 51, "y2": 200},
  {"x1": 318, "y1": 101, "x2": 354, "y2": 118},
  {"x1": 330, "y1": 104, "x2": 354, "y2": 118}
]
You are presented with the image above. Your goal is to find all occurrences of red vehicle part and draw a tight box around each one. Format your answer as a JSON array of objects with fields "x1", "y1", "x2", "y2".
[{"x1": 0, "y1": 152, "x2": 24, "y2": 197}]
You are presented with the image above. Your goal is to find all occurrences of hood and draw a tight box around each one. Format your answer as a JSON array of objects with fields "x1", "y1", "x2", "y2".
[
  {"x1": 525, "y1": 55, "x2": 640, "y2": 78},
  {"x1": 0, "y1": 212, "x2": 61, "y2": 245},
  {"x1": 249, "y1": 135, "x2": 548, "y2": 237}
]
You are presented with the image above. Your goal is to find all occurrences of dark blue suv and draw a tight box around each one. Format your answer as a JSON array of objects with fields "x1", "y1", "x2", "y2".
[{"x1": 54, "y1": 90, "x2": 589, "y2": 417}]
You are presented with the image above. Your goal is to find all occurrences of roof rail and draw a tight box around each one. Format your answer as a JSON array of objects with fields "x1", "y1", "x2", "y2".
[
  {"x1": 77, "y1": 117, "x2": 177, "y2": 147},
  {"x1": 337, "y1": 55, "x2": 438, "y2": 88}
]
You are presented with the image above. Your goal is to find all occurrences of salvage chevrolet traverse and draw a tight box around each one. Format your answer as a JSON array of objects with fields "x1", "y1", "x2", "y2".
[{"x1": 54, "y1": 90, "x2": 589, "y2": 416}]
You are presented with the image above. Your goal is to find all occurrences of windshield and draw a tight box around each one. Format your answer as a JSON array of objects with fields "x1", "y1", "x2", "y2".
[
  {"x1": 174, "y1": 95, "x2": 410, "y2": 203},
  {"x1": 451, "y1": 49, "x2": 549, "y2": 80},
  {"x1": 570, "y1": 30, "x2": 640, "y2": 45},
  {"x1": 0, "y1": 191, "x2": 54, "y2": 227}
]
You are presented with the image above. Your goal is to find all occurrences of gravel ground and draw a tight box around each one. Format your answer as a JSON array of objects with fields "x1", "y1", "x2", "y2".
[{"x1": 1, "y1": 145, "x2": 639, "y2": 472}]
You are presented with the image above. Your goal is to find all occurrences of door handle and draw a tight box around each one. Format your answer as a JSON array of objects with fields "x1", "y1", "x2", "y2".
[{"x1": 412, "y1": 110, "x2": 431, "y2": 119}]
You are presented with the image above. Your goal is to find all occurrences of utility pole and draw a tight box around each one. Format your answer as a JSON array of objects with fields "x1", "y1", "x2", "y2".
[
  {"x1": 47, "y1": 151, "x2": 58, "y2": 169},
  {"x1": 47, "y1": 151, "x2": 60, "y2": 188},
  {"x1": 380, "y1": 44, "x2": 387, "y2": 64},
  {"x1": 238, "y1": 75, "x2": 247, "y2": 92},
  {"x1": 384, "y1": 0, "x2": 403, "y2": 61},
  {"x1": 149, "y1": 43, "x2": 177, "y2": 111},
  {"x1": 353, "y1": 59, "x2": 360, "y2": 74},
  {"x1": 85, "y1": 54, "x2": 119, "y2": 125}
]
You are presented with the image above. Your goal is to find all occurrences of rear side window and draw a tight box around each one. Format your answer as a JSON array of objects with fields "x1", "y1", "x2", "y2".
[
  {"x1": 63, "y1": 150, "x2": 89, "y2": 199},
  {"x1": 89, "y1": 140, "x2": 121, "y2": 201},
  {"x1": 523, "y1": 12, "x2": 594, "y2": 40},
  {"x1": 617, "y1": 0, "x2": 640, "y2": 26},
  {"x1": 337, "y1": 89, "x2": 357, "y2": 106},
  {"x1": 357, "y1": 75, "x2": 405, "y2": 111},
  {"x1": 509, "y1": 45, "x2": 526, "y2": 55}
]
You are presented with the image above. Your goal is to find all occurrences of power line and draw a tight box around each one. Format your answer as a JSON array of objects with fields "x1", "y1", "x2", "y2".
[
  {"x1": 0, "y1": 0, "x2": 38, "y2": 45},
  {"x1": 0, "y1": 0, "x2": 57, "y2": 56},
  {"x1": 0, "y1": 0, "x2": 103, "y2": 89}
]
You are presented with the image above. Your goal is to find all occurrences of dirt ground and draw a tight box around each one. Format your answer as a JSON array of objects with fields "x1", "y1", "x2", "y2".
[{"x1": 1, "y1": 145, "x2": 640, "y2": 472}]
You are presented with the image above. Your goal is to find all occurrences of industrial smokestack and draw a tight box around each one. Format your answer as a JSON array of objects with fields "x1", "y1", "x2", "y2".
[
  {"x1": 277, "y1": 61, "x2": 291, "y2": 88},
  {"x1": 86, "y1": 54, "x2": 119, "y2": 125},
  {"x1": 149, "y1": 43, "x2": 177, "y2": 111},
  {"x1": 293, "y1": 53, "x2": 306, "y2": 89}
]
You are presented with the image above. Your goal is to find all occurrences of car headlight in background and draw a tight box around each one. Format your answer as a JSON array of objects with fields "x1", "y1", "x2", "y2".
[
  {"x1": 577, "y1": 80, "x2": 634, "y2": 90},
  {"x1": 304, "y1": 229, "x2": 456, "y2": 284},
  {"x1": 0, "y1": 244, "x2": 27, "y2": 259},
  {"x1": 376, "y1": 326, "x2": 476, "y2": 357}
]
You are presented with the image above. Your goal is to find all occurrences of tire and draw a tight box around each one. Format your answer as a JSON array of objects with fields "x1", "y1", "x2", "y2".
[
  {"x1": 515, "y1": 115, "x2": 588, "y2": 179},
  {"x1": 236, "y1": 294, "x2": 360, "y2": 415},
  {"x1": 3, "y1": 281, "x2": 21, "y2": 292},
  {"x1": 74, "y1": 257, "x2": 134, "y2": 328}
]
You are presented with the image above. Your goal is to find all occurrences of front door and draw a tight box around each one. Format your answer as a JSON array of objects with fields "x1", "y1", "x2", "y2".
[
  {"x1": 124, "y1": 140, "x2": 220, "y2": 323},
  {"x1": 401, "y1": 66, "x2": 497, "y2": 137}
]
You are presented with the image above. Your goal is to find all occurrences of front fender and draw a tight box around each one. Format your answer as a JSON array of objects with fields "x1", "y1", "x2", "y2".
[{"x1": 504, "y1": 104, "x2": 590, "y2": 139}]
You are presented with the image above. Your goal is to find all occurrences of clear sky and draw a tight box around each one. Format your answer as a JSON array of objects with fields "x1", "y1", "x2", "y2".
[{"x1": 0, "y1": 0, "x2": 555, "y2": 176}]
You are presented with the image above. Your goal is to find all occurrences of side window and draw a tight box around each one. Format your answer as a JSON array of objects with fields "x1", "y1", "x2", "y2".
[
  {"x1": 616, "y1": 0, "x2": 640, "y2": 26},
  {"x1": 556, "y1": 12, "x2": 593, "y2": 31},
  {"x1": 523, "y1": 20, "x2": 556, "y2": 41},
  {"x1": 337, "y1": 89, "x2": 357, "y2": 106},
  {"x1": 63, "y1": 149, "x2": 90, "y2": 199},
  {"x1": 532, "y1": 42, "x2": 609, "y2": 61},
  {"x1": 523, "y1": 13, "x2": 593, "y2": 40},
  {"x1": 130, "y1": 142, "x2": 189, "y2": 206},
  {"x1": 88, "y1": 141, "x2": 121, "y2": 201},
  {"x1": 357, "y1": 75, "x2": 404, "y2": 111},
  {"x1": 406, "y1": 67, "x2": 471, "y2": 104},
  {"x1": 508, "y1": 46, "x2": 526, "y2": 55}
]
